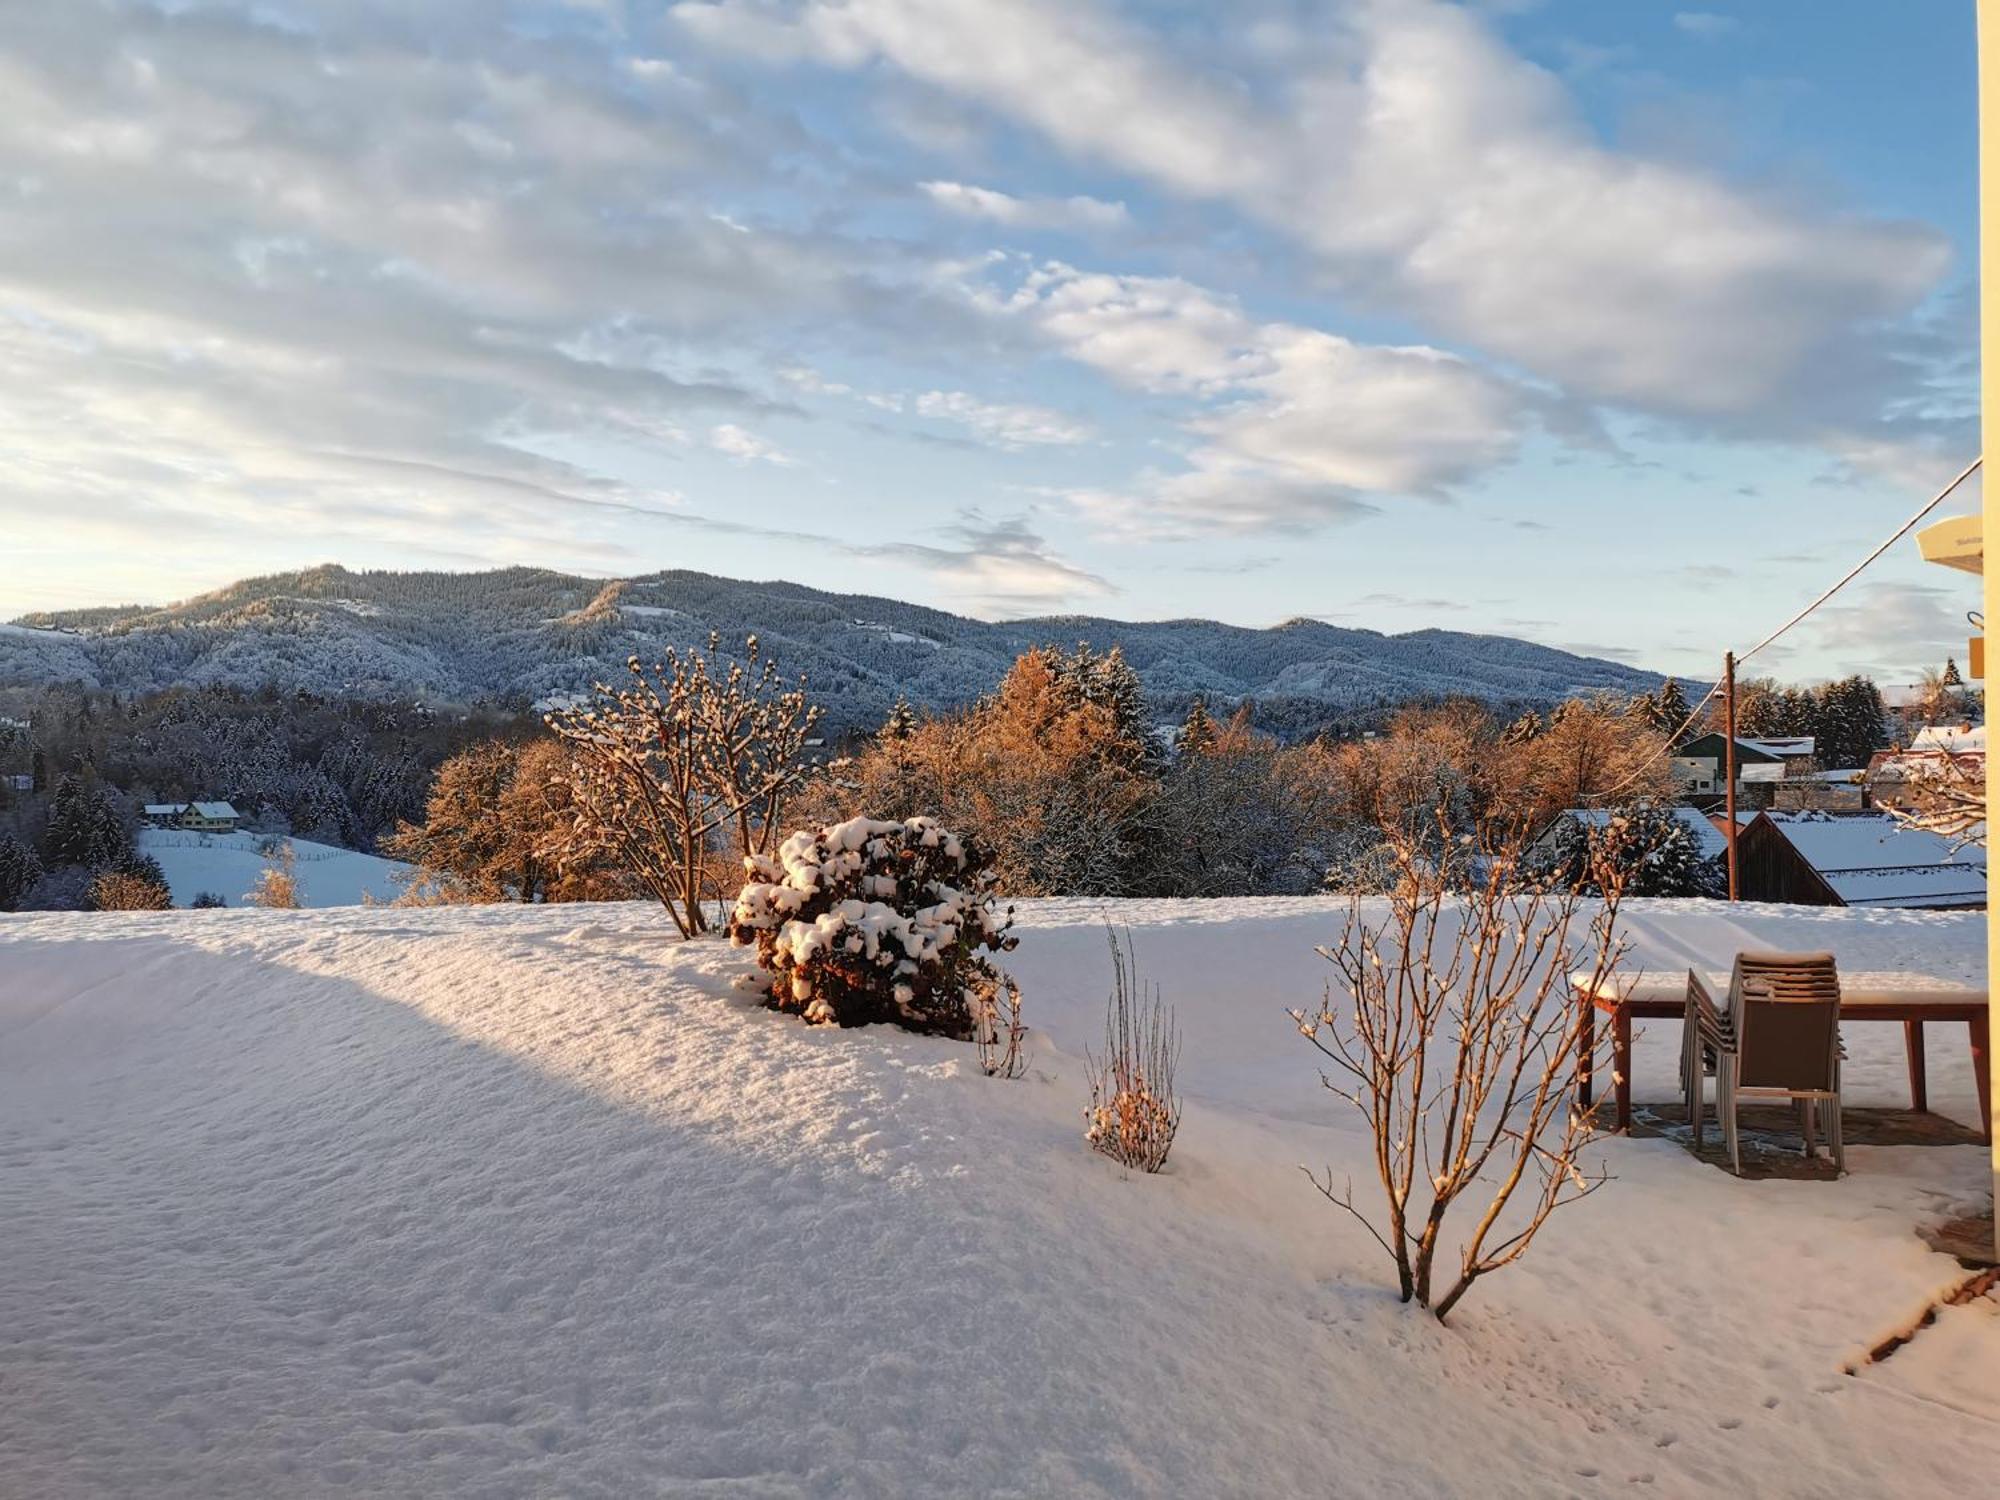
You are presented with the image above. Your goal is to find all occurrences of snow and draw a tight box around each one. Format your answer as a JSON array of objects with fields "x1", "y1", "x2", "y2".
[
  {"x1": 0, "y1": 896, "x2": 1992, "y2": 1496},
  {"x1": 138, "y1": 828, "x2": 411, "y2": 908},
  {"x1": 1759, "y1": 814, "x2": 1987, "y2": 909},
  {"x1": 1740, "y1": 736, "x2": 1817, "y2": 759},
  {"x1": 1912, "y1": 724, "x2": 1986, "y2": 754},
  {"x1": 852, "y1": 620, "x2": 939, "y2": 647}
]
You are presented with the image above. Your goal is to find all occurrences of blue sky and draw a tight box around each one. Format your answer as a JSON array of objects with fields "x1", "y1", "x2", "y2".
[{"x1": 0, "y1": 1, "x2": 1981, "y2": 684}]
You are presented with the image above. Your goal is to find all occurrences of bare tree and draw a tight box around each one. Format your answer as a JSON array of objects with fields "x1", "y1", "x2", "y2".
[
  {"x1": 1293, "y1": 813, "x2": 1626, "y2": 1322},
  {"x1": 545, "y1": 636, "x2": 821, "y2": 938},
  {"x1": 88, "y1": 869, "x2": 172, "y2": 910},
  {"x1": 1085, "y1": 927, "x2": 1182, "y2": 1172},
  {"x1": 244, "y1": 842, "x2": 302, "y2": 909},
  {"x1": 1884, "y1": 751, "x2": 1986, "y2": 851}
]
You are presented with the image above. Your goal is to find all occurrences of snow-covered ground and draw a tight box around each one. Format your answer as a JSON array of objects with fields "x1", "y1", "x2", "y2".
[
  {"x1": 0, "y1": 897, "x2": 1993, "y2": 1496},
  {"x1": 138, "y1": 828, "x2": 411, "y2": 908}
]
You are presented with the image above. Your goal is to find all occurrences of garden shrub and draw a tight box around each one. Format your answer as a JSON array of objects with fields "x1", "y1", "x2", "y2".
[{"x1": 728, "y1": 815, "x2": 1018, "y2": 1039}]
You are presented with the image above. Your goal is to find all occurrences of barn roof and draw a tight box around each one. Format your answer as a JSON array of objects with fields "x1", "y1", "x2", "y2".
[{"x1": 1758, "y1": 812, "x2": 1985, "y2": 909}]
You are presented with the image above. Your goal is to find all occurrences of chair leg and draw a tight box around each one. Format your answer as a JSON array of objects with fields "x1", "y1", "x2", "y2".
[
  {"x1": 1800, "y1": 1097, "x2": 1816, "y2": 1161},
  {"x1": 1721, "y1": 1064, "x2": 1741, "y2": 1175},
  {"x1": 1685, "y1": 1026, "x2": 1704, "y2": 1150},
  {"x1": 1828, "y1": 1096, "x2": 1844, "y2": 1176}
]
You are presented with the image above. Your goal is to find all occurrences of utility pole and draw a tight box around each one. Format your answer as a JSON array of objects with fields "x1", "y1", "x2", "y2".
[{"x1": 1723, "y1": 651, "x2": 1738, "y2": 902}]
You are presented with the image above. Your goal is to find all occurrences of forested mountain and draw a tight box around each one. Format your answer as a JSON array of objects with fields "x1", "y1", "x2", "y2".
[{"x1": 5, "y1": 565, "x2": 1665, "y2": 737}]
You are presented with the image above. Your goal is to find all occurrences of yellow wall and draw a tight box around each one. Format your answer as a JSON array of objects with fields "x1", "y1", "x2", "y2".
[{"x1": 1982, "y1": 0, "x2": 1999, "y2": 1232}]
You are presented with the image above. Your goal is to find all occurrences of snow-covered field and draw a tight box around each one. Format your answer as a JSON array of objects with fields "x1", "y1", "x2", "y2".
[
  {"x1": 139, "y1": 828, "x2": 412, "y2": 908},
  {"x1": 0, "y1": 897, "x2": 1993, "y2": 1496}
]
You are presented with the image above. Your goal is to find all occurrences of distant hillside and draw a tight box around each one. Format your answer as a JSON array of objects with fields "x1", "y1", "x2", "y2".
[{"x1": 4, "y1": 565, "x2": 1665, "y2": 736}]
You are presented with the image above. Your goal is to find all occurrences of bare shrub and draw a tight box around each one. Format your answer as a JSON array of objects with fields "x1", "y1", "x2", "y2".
[
  {"x1": 88, "y1": 870, "x2": 172, "y2": 911},
  {"x1": 1085, "y1": 928, "x2": 1181, "y2": 1172},
  {"x1": 975, "y1": 973, "x2": 1027, "y2": 1080},
  {"x1": 545, "y1": 635, "x2": 821, "y2": 938},
  {"x1": 1293, "y1": 812, "x2": 1625, "y2": 1322},
  {"x1": 245, "y1": 843, "x2": 302, "y2": 909}
]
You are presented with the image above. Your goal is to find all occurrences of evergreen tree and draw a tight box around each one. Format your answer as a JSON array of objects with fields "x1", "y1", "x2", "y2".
[
  {"x1": 1176, "y1": 697, "x2": 1218, "y2": 756},
  {"x1": 880, "y1": 695, "x2": 916, "y2": 742},
  {"x1": 0, "y1": 833, "x2": 42, "y2": 911},
  {"x1": 1652, "y1": 678, "x2": 1691, "y2": 743},
  {"x1": 1943, "y1": 657, "x2": 1964, "y2": 687},
  {"x1": 40, "y1": 774, "x2": 130, "y2": 870},
  {"x1": 1537, "y1": 807, "x2": 1723, "y2": 899},
  {"x1": 1500, "y1": 709, "x2": 1543, "y2": 745}
]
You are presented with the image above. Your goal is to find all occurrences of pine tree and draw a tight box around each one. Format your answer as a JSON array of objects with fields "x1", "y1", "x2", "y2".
[
  {"x1": 1500, "y1": 709, "x2": 1543, "y2": 745},
  {"x1": 1943, "y1": 657, "x2": 1964, "y2": 687},
  {"x1": 0, "y1": 833, "x2": 42, "y2": 911},
  {"x1": 1176, "y1": 697, "x2": 1218, "y2": 756},
  {"x1": 880, "y1": 695, "x2": 916, "y2": 742},
  {"x1": 40, "y1": 775, "x2": 127, "y2": 869},
  {"x1": 1653, "y1": 678, "x2": 1691, "y2": 743}
]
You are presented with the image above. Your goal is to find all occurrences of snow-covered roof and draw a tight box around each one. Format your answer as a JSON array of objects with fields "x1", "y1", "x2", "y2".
[
  {"x1": 1738, "y1": 736, "x2": 1815, "y2": 758},
  {"x1": 1759, "y1": 812, "x2": 1986, "y2": 909},
  {"x1": 1910, "y1": 723, "x2": 1985, "y2": 754},
  {"x1": 1558, "y1": 807, "x2": 1728, "y2": 863},
  {"x1": 145, "y1": 801, "x2": 240, "y2": 820}
]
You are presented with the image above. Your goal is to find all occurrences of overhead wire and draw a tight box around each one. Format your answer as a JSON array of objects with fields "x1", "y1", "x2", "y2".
[{"x1": 1578, "y1": 455, "x2": 1982, "y2": 806}]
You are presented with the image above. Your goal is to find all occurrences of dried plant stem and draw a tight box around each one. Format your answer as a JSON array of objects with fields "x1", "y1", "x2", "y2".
[{"x1": 1086, "y1": 926, "x2": 1181, "y2": 1173}]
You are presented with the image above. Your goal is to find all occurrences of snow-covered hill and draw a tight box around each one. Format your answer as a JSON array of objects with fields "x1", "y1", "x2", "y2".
[
  {"x1": 138, "y1": 828, "x2": 411, "y2": 908},
  {"x1": 3, "y1": 564, "x2": 1668, "y2": 735},
  {"x1": 0, "y1": 898, "x2": 1989, "y2": 1496}
]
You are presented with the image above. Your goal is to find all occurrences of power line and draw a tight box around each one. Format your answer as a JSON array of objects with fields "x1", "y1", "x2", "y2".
[
  {"x1": 1580, "y1": 454, "x2": 1982, "y2": 806},
  {"x1": 1734, "y1": 455, "x2": 1981, "y2": 670}
]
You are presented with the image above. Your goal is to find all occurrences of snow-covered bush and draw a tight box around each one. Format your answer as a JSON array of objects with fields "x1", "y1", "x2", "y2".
[{"x1": 728, "y1": 816, "x2": 1019, "y2": 1042}]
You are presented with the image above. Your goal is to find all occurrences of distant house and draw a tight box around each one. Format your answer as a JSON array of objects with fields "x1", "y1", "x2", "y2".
[
  {"x1": 1736, "y1": 811, "x2": 1985, "y2": 910},
  {"x1": 1866, "y1": 723, "x2": 1984, "y2": 812},
  {"x1": 143, "y1": 801, "x2": 242, "y2": 833},
  {"x1": 1671, "y1": 733, "x2": 1817, "y2": 798}
]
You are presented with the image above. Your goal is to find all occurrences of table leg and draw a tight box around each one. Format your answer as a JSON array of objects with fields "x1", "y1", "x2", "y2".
[
  {"x1": 1971, "y1": 1011, "x2": 1991, "y2": 1144},
  {"x1": 1615, "y1": 1006, "x2": 1633, "y2": 1135},
  {"x1": 1577, "y1": 988, "x2": 1596, "y2": 1111},
  {"x1": 1903, "y1": 1019, "x2": 1927, "y2": 1113}
]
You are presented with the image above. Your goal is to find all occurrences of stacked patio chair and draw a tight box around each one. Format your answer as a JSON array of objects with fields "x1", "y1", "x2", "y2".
[{"x1": 1682, "y1": 952, "x2": 1845, "y2": 1176}]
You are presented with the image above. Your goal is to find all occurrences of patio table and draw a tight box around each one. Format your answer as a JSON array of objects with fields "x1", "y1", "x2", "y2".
[{"x1": 1568, "y1": 969, "x2": 1990, "y2": 1142}]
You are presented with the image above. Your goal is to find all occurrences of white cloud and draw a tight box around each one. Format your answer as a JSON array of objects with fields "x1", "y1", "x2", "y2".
[
  {"x1": 979, "y1": 262, "x2": 1530, "y2": 534},
  {"x1": 920, "y1": 181, "x2": 1129, "y2": 232},
  {"x1": 1799, "y1": 580, "x2": 1978, "y2": 680},
  {"x1": 912, "y1": 389, "x2": 1091, "y2": 447},
  {"x1": 872, "y1": 514, "x2": 1113, "y2": 616},
  {"x1": 709, "y1": 423, "x2": 797, "y2": 465},
  {"x1": 677, "y1": 0, "x2": 1955, "y2": 453},
  {"x1": 1673, "y1": 12, "x2": 1742, "y2": 41}
]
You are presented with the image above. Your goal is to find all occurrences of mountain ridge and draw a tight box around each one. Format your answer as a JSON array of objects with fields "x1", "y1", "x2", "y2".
[{"x1": 4, "y1": 564, "x2": 1666, "y2": 736}]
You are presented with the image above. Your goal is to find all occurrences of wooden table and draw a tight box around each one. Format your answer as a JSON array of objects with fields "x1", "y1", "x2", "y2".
[{"x1": 1569, "y1": 969, "x2": 1990, "y2": 1142}]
